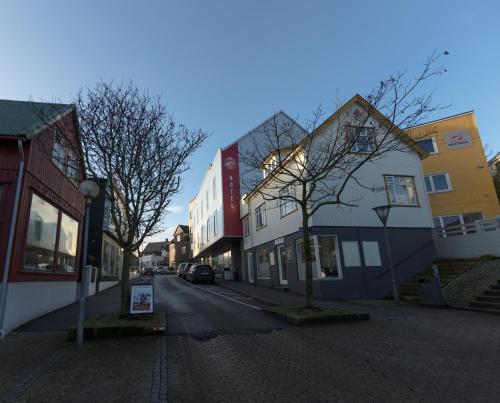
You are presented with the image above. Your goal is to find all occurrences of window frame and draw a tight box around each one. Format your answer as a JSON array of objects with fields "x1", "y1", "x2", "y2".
[
  {"x1": 384, "y1": 174, "x2": 419, "y2": 207},
  {"x1": 424, "y1": 172, "x2": 452, "y2": 193},
  {"x1": 280, "y1": 185, "x2": 297, "y2": 218},
  {"x1": 242, "y1": 215, "x2": 250, "y2": 237},
  {"x1": 347, "y1": 126, "x2": 377, "y2": 154},
  {"x1": 415, "y1": 137, "x2": 439, "y2": 155},
  {"x1": 22, "y1": 192, "x2": 80, "y2": 275},
  {"x1": 295, "y1": 235, "x2": 343, "y2": 281},
  {"x1": 255, "y1": 203, "x2": 267, "y2": 230},
  {"x1": 51, "y1": 129, "x2": 79, "y2": 185}
]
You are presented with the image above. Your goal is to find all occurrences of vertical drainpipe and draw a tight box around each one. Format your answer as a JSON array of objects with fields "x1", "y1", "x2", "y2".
[{"x1": 0, "y1": 139, "x2": 25, "y2": 338}]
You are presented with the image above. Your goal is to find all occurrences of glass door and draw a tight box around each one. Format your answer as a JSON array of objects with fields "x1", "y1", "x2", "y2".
[{"x1": 277, "y1": 245, "x2": 288, "y2": 285}]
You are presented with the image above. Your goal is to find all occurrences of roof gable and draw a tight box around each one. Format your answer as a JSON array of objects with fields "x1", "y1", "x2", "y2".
[{"x1": 0, "y1": 99, "x2": 73, "y2": 138}]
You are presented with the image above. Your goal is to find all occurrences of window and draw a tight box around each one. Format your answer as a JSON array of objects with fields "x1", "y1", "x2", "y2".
[
  {"x1": 52, "y1": 131, "x2": 79, "y2": 184},
  {"x1": 176, "y1": 234, "x2": 181, "y2": 242},
  {"x1": 257, "y1": 249, "x2": 271, "y2": 279},
  {"x1": 317, "y1": 236, "x2": 340, "y2": 278},
  {"x1": 56, "y1": 213, "x2": 79, "y2": 272},
  {"x1": 424, "y1": 173, "x2": 451, "y2": 193},
  {"x1": 23, "y1": 194, "x2": 59, "y2": 272},
  {"x1": 255, "y1": 204, "x2": 266, "y2": 229},
  {"x1": 181, "y1": 246, "x2": 187, "y2": 255},
  {"x1": 206, "y1": 190, "x2": 209, "y2": 210},
  {"x1": 213, "y1": 213, "x2": 218, "y2": 236},
  {"x1": 341, "y1": 241, "x2": 361, "y2": 267},
  {"x1": 349, "y1": 127, "x2": 376, "y2": 153},
  {"x1": 102, "y1": 240, "x2": 122, "y2": 277},
  {"x1": 296, "y1": 236, "x2": 342, "y2": 280},
  {"x1": 242, "y1": 215, "x2": 250, "y2": 236},
  {"x1": 362, "y1": 241, "x2": 382, "y2": 266},
  {"x1": 23, "y1": 193, "x2": 80, "y2": 273},
  {"x1": 206, "y1": 218, "x2": 210, "y2": 241},
  {"x1": 213, "y1": 177, "x2": 217, "y2": 200},
  {"x1": 280, "y1": 185, "x2": 297, "y2": 217},
  {"x1": 385, "y1": 175, "x2": 418, "y2": 206},
  {"x1": 416, "y1": 138, "x2": 438, "y2": 154},
  {"x1": 434, "y1": 212, "x2": 484, "y2": 235}
]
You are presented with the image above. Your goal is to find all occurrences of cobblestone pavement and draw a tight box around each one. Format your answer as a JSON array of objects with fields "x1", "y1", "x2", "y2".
[
  {"x1": 0, "y1": 334, "x2": 157, "y2": 403},
  {"x1": 167, "y1": 308, "x2": 500, "y2": 403}
]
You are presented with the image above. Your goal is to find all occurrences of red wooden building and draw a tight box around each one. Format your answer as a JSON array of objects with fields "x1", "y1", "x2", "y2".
[{"x1": 0, "y1": 100, "x2": 85, "y2": 335}]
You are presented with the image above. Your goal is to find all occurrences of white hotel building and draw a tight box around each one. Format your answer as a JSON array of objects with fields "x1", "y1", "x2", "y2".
[{"x1": 189, "y1": 112, "x2": 306, "y2": 278}]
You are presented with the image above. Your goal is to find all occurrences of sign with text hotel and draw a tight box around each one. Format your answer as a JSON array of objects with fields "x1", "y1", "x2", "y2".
[
  {"x1": 221, "y1": 143, "x2": 242, "y2": 237},
  {"x1": 445, "y1": 130, "x2": 472, "y2": 149}
]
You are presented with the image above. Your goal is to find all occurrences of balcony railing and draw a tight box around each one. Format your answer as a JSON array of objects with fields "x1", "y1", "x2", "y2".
[{"x1": 433, "y1": 217, "x2": 500, "y2": 238}]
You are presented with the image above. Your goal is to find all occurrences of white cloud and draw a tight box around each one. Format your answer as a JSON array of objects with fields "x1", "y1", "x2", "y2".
[{"x1": 166, "y1": 205, "x2": 183, "y2": 214}]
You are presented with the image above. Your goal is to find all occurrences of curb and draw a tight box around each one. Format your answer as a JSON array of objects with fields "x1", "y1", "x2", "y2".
[
  {"x1": 263, "y1": 307, "x2": 370, "y2": 326},
  {"x1": 67, "y1": 312, "x2": 167, "y2": 340}
]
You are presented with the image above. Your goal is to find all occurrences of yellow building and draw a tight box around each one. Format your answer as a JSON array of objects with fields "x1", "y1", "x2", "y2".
[{"x1": 408, "y1": 111, "x2": 500, "y2": 229}]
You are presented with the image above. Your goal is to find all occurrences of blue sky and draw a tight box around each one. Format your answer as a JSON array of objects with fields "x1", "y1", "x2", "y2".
[{"x1": 1, "y1": 0, "x2": 499, "y2": 242}]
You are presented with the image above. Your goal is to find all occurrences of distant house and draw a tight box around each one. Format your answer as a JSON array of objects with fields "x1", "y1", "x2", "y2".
[
  {"x1": 169, "y1": 225, "x2": 191, "y2": 268},
  {"x1": 140, "y1": 241, "x2": 168, "y2": 268},
  {"x1": 0, "y1": 99, "x2": 85, "y2": 335}
]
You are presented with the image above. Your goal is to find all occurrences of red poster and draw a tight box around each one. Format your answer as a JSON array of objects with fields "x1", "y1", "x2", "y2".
[{"x1": 221, "y1": 143, "x2": 242, "y2": 236}]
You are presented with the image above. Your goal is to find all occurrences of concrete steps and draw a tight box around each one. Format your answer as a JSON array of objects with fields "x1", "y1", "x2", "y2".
[
  {"x1": 469, "y1": 278, "x2": 500, "y2": 313},
  {"x1": 399, "y1": 259, "x2": 477, "y2": 300}
]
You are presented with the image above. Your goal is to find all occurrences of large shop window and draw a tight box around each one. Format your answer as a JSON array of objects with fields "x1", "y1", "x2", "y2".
[
  {"x1": 257, "y1": 249, "x2": 271, "y2": 279},
  {"x1": 23, "y1": 193, "x2": 79, "y2": 273},
  {"x1": 385, "y1": 175, "x2": 418, "y2": 206},
  {"x1": 296, "y1": 236, "x2": 341, "y2": 280}
]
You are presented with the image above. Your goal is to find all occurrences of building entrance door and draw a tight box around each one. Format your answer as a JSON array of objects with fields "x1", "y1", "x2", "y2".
[
  {"x1": 277, "y1": 245, "x2": 288, "y2": 285},
  {"x1": 247, "y1": 253, "x2": 254, "y2": 283}
]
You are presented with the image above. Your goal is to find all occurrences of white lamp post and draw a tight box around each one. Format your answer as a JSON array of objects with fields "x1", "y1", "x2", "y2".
[
  {"x1": 373, "y1": 205, "x2": 400, "y2": 305},
  {"x1": 76, "y1": 180, "x2": 100, "y2": 350}
]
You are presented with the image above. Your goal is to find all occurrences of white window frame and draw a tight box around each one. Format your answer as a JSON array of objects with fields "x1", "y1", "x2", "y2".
[
  {"x1": 295, "y1": 235, "x2": 343, "y2": 280},
  {"x1": 242, "y1": 215, "x2": 250, "y2": 236},
  {"x1": 280, "y1": 185, "x2": 297, "y2": 217},
  {"x1": 255, "y1": 203, "x2": 266, "y2": 230},
  {"x1": 424, "y1": 173, "x2": 452, "y2": 193},
  {"x1": 349, "y1": 126, "x2": 376, "y2": 153},
  {"x1": 416, "y1": 137, "x2": 439, "y2": 154},
  {"x1": 213, "y1": 177, "x2": 217, "y2": 200},
  {"x1": 385, "y1": 175, "x2": 418, "y2": 206}
]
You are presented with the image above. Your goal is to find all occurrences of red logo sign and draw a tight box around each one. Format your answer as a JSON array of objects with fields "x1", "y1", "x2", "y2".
[
  {"x1": 224, "y1": 157, "x2": 236, "y2": 170},
  {"x1": 451, "y1": 134, "x2": 463, "y2": 142}
]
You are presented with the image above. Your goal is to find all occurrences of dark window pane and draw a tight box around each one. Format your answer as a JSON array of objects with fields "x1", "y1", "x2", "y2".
[
  {"x1": 416, "y1": 139, "x2": 435, "y2": 153},
  {"x1": 56, "y1": 213, "x2": 79, "y2": 273}
]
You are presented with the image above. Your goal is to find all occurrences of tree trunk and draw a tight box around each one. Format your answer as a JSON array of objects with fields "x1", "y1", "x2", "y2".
[
  {"x1": 120, "y1": 249, "x2": 132, "y2": 317},
  {"x1": 302, "y1": 212, "x2": 314, "y2": 308}
]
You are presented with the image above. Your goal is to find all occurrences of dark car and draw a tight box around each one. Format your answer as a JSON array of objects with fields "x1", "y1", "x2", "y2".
[
  {"x1": 185, "y1": 264, "x2": 215, "y2": 284},
  {"x1": 142, "y1": 267, "x2": 154, "y2": 276}
]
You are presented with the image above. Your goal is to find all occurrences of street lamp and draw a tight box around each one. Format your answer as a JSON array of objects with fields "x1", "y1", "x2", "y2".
[
  {"x1": 76, "y1": 180, "x2": 100, "y2": 350},
  {"x1": 372, "y1": 205, "x2": 400, "y2": 305}
]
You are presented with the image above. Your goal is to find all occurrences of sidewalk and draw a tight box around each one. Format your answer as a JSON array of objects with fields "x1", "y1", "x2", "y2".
[
  {"x1": 214, "y1": 279, "x2": 435, "y2": 320},
  {"x1": 17, "y1": 284, "x2": 122, "y2": 332}
]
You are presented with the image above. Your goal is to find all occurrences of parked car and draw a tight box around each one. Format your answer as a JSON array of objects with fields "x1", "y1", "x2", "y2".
[
  {"x1": 185, "y1": 264, "x2": 215, "y2": 284},
  {"x1": 177, "y1": 262, "x2": 193, "y2": 278},
  {"x1": 166, "y1": 266, "x2": 176, "y2": 274},
  {"x1": 142, "y1": 267, "x2": 154, "y2": 276},
  {"x1": 154, "y1": 266, "x2": 169, "y2": 275}
]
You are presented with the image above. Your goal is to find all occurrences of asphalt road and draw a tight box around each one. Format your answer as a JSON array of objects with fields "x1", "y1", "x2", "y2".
[{"x1": 154, "y1": 274, "x2": 287, "y2": 339}]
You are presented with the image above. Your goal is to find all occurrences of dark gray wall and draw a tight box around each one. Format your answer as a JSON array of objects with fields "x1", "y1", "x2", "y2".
[{"x1": 243, "y1": 226, "x2": 436, "y2": 299}]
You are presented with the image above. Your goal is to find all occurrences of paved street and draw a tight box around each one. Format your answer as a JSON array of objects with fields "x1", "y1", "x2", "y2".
[{"x1": 1, "y1": 275, "x2": 500, "y2": 402}]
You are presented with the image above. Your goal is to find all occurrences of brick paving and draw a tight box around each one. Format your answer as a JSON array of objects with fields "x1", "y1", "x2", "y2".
[
  {"x1": 0, "y1": 335, "x2": 156, "y2": 403},
  {"x1": 167, "y1": 308, "x2": 500, "y2": 402}
]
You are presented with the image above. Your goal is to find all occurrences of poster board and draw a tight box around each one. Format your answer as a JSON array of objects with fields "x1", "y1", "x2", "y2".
[{"x1": 130, "y1": 283, "x2": 154, "y2": 315}]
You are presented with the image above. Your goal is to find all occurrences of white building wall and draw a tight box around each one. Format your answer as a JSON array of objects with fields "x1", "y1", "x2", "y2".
[
  {"x1": 139, "y1": 254, "x2": 164, "y2": 267},
  {"x1": 3, "y1": 281, "x2": 78, "y2": 333},
  {"x1": 242, "y1": 106, "x2": 434, "y2": 250}
]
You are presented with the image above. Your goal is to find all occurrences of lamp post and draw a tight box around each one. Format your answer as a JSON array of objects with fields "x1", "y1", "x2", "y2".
[
  {"x1": 76, "y1": 180, "x2": 100, "y2": 350},
  {"x1": 372, "y1": 205, "x2": 400, "y2": 305}
]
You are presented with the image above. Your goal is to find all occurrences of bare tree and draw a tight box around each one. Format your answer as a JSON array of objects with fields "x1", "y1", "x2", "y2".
[
  {"x1": 240, "y1": 53, "x2": 447, "y2": 308},
  {"x1": 75, "y1": 81, "x2": 207, "y2": 315}
]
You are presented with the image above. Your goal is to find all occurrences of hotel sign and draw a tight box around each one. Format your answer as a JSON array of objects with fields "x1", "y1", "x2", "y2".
[
  {"x1": 221, "y1": 143, "x2": 242, "y2": 237},
  {"x1": 445, "y1": 130, "x2": 472, "y2": 149}
]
